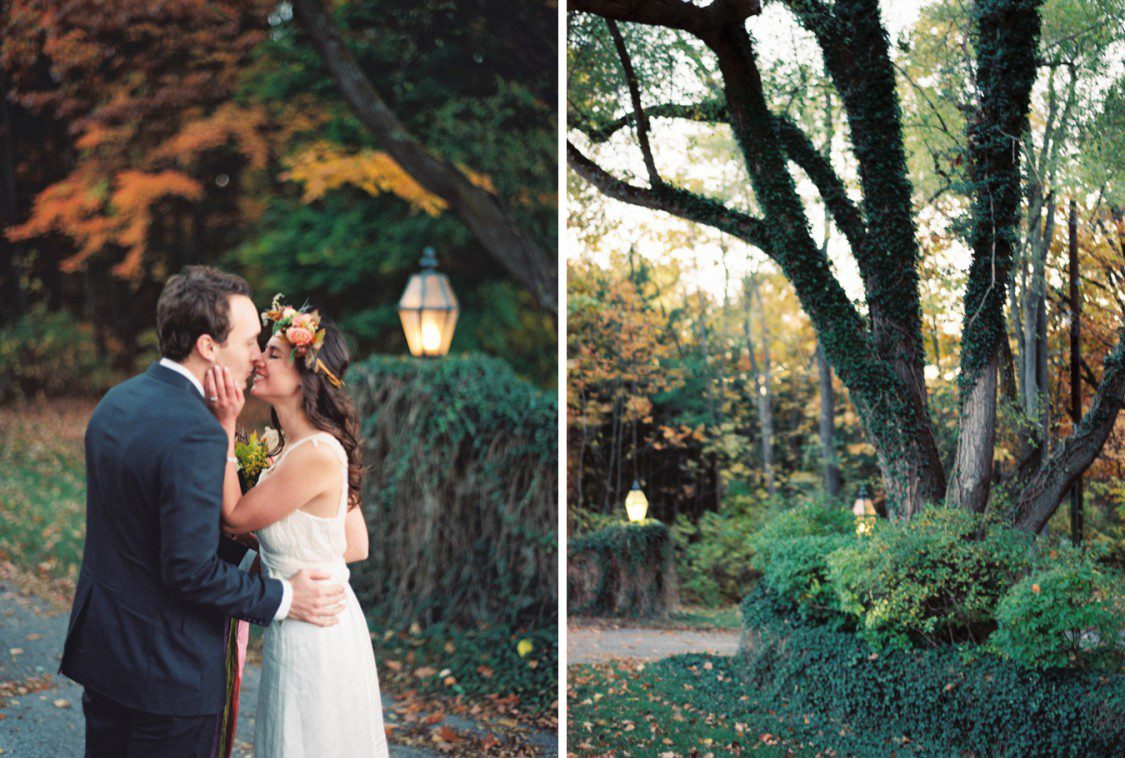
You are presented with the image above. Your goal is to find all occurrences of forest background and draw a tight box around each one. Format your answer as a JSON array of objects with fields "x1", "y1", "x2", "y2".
[{"x1": 567, "y1": 0, "x2": 1124, "y2": 607}]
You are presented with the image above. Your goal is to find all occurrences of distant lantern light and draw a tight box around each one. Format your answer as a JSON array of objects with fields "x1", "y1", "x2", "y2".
[
  {"x1": 397, "y1": 247, "x2": 459, "y2": 358},
  {"x1": 853, "y1": 484, "x2": 876, "y2": 536},
  {"x1": 625, "y1": 480, "x2": 649, "y2": 523}
]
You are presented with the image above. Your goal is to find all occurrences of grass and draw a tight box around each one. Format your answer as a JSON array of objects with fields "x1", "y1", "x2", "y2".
[
  {"x1": 568, "y1": 654, "x2": 926, "y2": 756},
  {"x1": 0, "y1": 400, "x2": 93, "y2": 582}
]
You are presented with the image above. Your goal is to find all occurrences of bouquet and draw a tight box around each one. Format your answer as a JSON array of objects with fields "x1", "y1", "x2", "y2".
[
  {"x1": 217, "y1": 426, "x2": 278, "y2": 758},
  {"x1": 234, "y1": 426, "x2": 279, "y2": 490}
]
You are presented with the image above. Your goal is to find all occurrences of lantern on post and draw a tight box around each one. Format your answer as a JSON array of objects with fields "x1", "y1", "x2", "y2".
[
  {"x1": 624, "y1": 480, "x2": 649, "y2": 523},
  {"x1": 397, "y1": 247, "x2": 459, "y2": 357},
  {"x1": 852, "y1": 484, "x2": 876, "y2": 536}
]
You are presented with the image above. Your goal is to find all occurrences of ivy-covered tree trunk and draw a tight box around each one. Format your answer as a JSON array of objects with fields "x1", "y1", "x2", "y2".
[{"x1": 948, "y1": 0, "x2": 1043, "y2": 513}]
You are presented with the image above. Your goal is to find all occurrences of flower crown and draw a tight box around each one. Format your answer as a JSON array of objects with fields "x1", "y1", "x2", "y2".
[{"x1": 260, "y1": 294, "x2": 344, "y2": 388}]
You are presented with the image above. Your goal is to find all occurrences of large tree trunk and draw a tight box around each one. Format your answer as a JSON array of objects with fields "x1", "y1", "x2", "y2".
[
  {"x1": 289, "y1": 0, "x2": 557, "y2": 313},
  {"x1": 569, "y1": 0, "x2": 949, "y2": 517},
  {"x1": 948, "y1": 0, "x2": 1043, "y2": 513},
  {"x1": 948, "y1": 348, "x2": 1000, "y2": 512},
  {"x1": 568, "y1": 0, "x2": 1078, "y2": 523},
  {"x1": 798, "y1": 0, "x2": 946, "y2": 508},
  {"x1": 707, "y1": 22, "x2": 946, "y2": 519},
  {"x1": 816, "y1": 341, "x2": 843, "y2": 498}
]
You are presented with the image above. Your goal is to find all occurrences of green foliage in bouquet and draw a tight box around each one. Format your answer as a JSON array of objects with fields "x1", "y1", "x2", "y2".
[{"x1": 233, "y1": 427, "x2": 277, "y2": 491}]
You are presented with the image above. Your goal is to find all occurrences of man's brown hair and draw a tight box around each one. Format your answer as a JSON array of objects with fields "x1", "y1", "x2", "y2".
[{"x1": 156, "y1": 266, "x2": 252, "y2": 361}]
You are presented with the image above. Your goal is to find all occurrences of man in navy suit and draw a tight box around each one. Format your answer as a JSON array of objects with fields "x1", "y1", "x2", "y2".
[{"x1": 60, "y1": 266, "x2": 347, "y2": 757}]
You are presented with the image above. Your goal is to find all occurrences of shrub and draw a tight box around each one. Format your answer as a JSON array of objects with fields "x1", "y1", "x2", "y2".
[
  {"x1": 568, "y1": 520, "x2": 677, "y2": 617},
  {"x1": 739, "y1": 585, "x2": 1125, "y2": 756},
  {"x1": 828, "y1": 506, "x2": 1033, "y2": 649},
  {"x1": 671, "y1": 499, "x2": 763, "y2": 607},
  {"x1": 346, "y1": 354, "x2": 556, "y2": 629},
  {"x1": 747, "y1": 499, "x2": 854, "y2": 620},
  {"x1": 0, "y1": 304, "x2": 119, "y2": 401},
  {"x1": 990, "y1": 547, "x2": 1124, "y2": 670}
]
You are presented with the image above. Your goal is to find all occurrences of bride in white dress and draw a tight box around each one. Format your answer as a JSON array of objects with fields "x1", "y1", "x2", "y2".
[{"x1": 205, "y1": 301, "x2": 389, "y2": 757}]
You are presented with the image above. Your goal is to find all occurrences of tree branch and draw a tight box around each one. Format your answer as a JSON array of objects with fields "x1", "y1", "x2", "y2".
[
  {"x1": 579, "y1": 100, "x2": 727, "y2": 142},
  {"x1": 606, "y1": 19, "x2": 661, "y2": 186},
  {"x1": 1015, "y1": 329, "x2": 1125, "y2": 533},
  {"x1": 576, "y1": 102, "x2": 868, "y2": 254},
  {"x1": 290, "y1": 0, "x2": 557, "y2": 312},
  {"x1": 772, "y1": 115, "x2": 867, "y2": 254},
  {"x1": 570, "y1": 0, "x2": 761, "y2": 41},
  {"x1": 567, "y1": 140, "x2": 770, "y2": 252}
]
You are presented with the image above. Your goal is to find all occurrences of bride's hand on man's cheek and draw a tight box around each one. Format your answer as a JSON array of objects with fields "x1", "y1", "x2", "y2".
[{"x1": 204, "y1": 365, "x2": 244, "y2": 430}]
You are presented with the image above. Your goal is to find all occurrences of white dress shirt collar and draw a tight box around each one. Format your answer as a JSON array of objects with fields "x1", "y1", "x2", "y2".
[{"x1": 158, "y1": 357, "x2": 205, "y2": 397}]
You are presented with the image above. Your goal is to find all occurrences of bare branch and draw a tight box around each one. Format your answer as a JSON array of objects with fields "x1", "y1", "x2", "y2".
[{"x1": 606, "y1": 19, "x2": 661, "y2": 186}]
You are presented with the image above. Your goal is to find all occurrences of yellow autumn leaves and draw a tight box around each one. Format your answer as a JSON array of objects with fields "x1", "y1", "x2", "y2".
[{"x1": 281, "y1": 141, "x2": 496, "y2": 216}]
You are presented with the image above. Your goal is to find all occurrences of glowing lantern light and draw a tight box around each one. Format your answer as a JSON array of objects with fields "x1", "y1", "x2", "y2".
[
  {"x1": 398, "y1": 247, "x2": 459, "y2": 358},
  {"x1": 853, "y1": 484, "x2": 876, "y2": 536},
  {"x1": 625, "y1": 480, "x2": 649, "y2": 523}
]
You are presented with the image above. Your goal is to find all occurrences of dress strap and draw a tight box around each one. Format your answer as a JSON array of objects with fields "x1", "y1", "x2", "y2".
[{"x1": 279, "y1": 431, "x2": 349, "y2": 518}]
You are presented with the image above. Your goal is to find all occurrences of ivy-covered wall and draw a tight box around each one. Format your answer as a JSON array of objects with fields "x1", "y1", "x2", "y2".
[
  {"x1": 346, "y1": 354, "x2": 556, "y2": 628},
  {"x1": 568, "y1": 521, "x2": 678, "y2": 617}
]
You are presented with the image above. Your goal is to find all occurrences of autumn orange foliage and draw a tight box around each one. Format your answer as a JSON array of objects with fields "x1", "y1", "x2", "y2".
[{"x1": 2, "y1": 0, "x2": 275, "y2": 279}]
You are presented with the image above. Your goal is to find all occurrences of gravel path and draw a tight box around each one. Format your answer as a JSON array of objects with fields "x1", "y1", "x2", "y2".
[
  {"x1": 1, "y1": 585, "x2": 554, "y2": 756},
  {"x1": 566, "y1": 627, "x2": 740, "y2": 665}
]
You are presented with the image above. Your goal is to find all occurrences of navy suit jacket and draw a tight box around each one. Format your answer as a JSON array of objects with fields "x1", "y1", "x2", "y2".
[{"x1": 59, "y1": 361, "x2": 284, "y2": 716}]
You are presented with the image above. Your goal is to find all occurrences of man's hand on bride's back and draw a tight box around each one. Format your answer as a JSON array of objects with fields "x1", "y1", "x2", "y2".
[
  {"x1": 204, "y1": 364, "x2": 244, "y2": 433},
  {"x1": 286, "y1": 569, "x2": 347, "y2": 627}
]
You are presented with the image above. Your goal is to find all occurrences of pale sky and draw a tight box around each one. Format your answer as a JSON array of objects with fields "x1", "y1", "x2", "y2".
[{"x1": 567, "y1": 0, "x2": 960, "y2": 311}]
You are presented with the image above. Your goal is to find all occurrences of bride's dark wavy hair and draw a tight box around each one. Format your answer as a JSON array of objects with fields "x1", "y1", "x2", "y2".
[{"x1": 269, "y1": 321, "x2": 364, "y2": 511}]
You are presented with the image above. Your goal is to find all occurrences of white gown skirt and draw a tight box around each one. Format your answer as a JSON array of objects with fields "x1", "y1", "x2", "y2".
[{"x1": 254, "y1": 581, "x2": 389, "y2": 757}]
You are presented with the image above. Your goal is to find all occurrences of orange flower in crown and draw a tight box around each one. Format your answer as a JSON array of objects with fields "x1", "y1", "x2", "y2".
[{"x1": 260, "y1": 294, "x2": 326, "y2": 369}]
